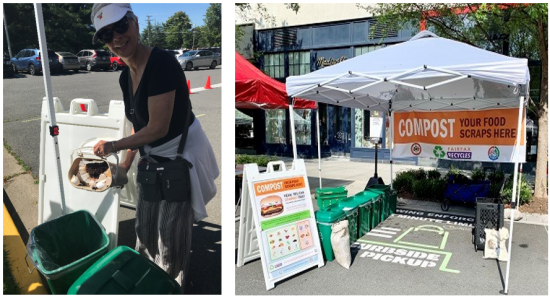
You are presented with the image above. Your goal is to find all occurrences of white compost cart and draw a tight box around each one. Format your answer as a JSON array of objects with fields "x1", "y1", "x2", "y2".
[{"x1": 286, "y1": 30, "x2": 529, "y2": 294}]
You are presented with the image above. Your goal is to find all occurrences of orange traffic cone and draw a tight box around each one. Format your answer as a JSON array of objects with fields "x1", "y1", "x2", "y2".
[
  {"x1": 187, "y1": 80, "x2": 193, "y2": 94},
  {"x1": 204, "y1": 76, "x2": 212, "y2": 89}
]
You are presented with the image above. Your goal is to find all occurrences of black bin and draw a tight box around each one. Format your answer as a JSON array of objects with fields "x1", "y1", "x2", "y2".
[{"x1": 473, "y1": 197, "x2": 504, "y2": 251}]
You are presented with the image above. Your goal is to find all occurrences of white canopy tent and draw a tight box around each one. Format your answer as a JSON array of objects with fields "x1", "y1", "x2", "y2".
[{"x1": 286, "y1": 31, "x2": 529, "y2": 294}]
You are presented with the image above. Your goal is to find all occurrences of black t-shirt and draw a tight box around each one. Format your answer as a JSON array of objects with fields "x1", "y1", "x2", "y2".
[{"x1": 120, "y1": 47, "x2": 194, "y2": 148}]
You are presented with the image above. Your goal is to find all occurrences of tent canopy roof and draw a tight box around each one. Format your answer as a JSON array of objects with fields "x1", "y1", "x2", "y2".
[
  {"x1": 286, "y1": 31, "x2": 530, "y2": 112},
  {"x1": 235, "y1": 52, "x2": 316, "y2": 109}
]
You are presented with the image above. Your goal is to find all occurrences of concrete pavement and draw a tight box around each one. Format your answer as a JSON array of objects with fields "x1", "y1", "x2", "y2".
[{"x1": 235, "y1": 156, "x2": 548, "y2": 294}]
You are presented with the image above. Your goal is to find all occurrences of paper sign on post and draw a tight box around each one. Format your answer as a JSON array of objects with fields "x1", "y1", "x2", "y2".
[
  {"x1": 370, "y1": 116, "x2": 383, "y2": 140},
  {"x1": 237, "y1": 160, "x2": 324, "y2": 290}
]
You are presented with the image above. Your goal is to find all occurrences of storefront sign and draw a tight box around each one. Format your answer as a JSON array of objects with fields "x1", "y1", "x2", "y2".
[
  {"x1": 316, "y1": 56, "x2": 347, "y2": 67},
  {"x1": 392, "y1": 108, "x2": 526, "y2": 162},
  {"x1": 236, "y1": 160, "x2": 324, "y2": 290}
]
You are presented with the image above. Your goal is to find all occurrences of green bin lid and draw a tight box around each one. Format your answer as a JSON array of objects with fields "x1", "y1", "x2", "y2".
[
  {"x1": 315, "y1": 186, "x2": 347, "y2": 196},
  {"x1": 355, "y1": 190, "x2": 382, "y2": 201},
  {"x1": 68, "y1": 246, "x2": 181, "y2": 294},
  {"x1": 336, "y1": 197, "x2": 361, "y2": 211},
  {"x1": 317, "y1": 192, "x2": 347, "y2": 200},
  {"x1": 315, "y1": 205, "x2": 346, "y2": 222}
]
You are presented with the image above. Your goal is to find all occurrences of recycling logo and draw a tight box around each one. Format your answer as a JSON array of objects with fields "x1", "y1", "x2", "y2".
[{"x1": 433, "y1": 146, "x2": 445, "y2": 158}]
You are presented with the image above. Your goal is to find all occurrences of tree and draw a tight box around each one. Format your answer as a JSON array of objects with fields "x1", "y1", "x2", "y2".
[
  {"x1": 202, "y1": 3, "x2": 221, "y2": 47},
  {"x1": 141, "y1": 22, "x2": 167, "y2": 48},
  {"x1": 360, "y1": 3, "x2": 548, "y2": 201},
  {"x1": 163, "y1": 11, "x2": 192, "y2": 49},
  {"x1": 3, "y1": 3, "x2": 95, "y2": 55}
]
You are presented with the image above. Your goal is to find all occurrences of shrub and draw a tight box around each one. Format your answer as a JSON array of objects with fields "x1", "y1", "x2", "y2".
[
  {"x1": 427, "y1": 169, "x2": 441, "y2": 180},
  {"x1": 487, "y1": 170, "x2": 506, "y2": 199},
  {"x1": 470, "y1": 168, "x2": 486, "y2": 183},
  {"x1": 501, "y1": 174, "x2": 533, "y2": 205},
  {"x1": 431, "y1": 179, "x2": 447, "y2": 200},
  {"x1": 235, "y1": 154, "x2": 278, "y2": 167},
  {"x1": 413, "y1": 179, "x2": 432, "y2": 199},
  {"x1": 393, "y1": 170, "x2": 416, "y2": 193},
  {"x1": 412, "y1": 168, "x2": 427, "y2": 180}
]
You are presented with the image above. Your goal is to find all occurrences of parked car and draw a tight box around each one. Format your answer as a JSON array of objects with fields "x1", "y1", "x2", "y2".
[
  {"x1": 55, "y1": 52, "x2": 80, "y2": 73},
  {"x1": 4, "y1": 53, "x2": 14, "y2": 78},
  {"x1": 11, "y1": 49, "x2": 60, "y2": 76},
  {"x1": 109, "y1": 52, "x2": 127, "y2": 71},
  {"x1": 177, "y1": 50, "x2": 219, "y2": 71},
  {"x1": 76, "y1": 49, "x2": 111, "y2": 71},
  {"x1": 203, "y1": 47, "x2": 221, "y2": 64}
]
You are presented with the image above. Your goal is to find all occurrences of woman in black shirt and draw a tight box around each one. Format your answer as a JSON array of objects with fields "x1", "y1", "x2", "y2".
[{"x1": 91, "y1": 3, "x2": 218, "y2": 292}]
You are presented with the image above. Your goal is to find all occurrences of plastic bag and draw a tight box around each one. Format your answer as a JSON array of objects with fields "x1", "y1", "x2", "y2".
[
  {"x1": 26, "y1": 210, "x2": 109, "y2": 279},
  {"x1": 331, "y1": 220, "x2": 351, "y2": 269},
  {"x1": 483, "y1": 227, "x2": 509, "y2": 261}
]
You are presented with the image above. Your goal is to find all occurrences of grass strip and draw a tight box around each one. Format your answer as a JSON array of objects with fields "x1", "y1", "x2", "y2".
[
  {"x1": 3, "y1": 141, "x2": 37, "y2": 181},
  {"x1": 3, "y1": 247, "x2": 22, "y2": 294}
]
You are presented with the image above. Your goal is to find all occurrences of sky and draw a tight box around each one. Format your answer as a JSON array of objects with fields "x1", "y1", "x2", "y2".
[{"x1": 131, "y1": 3, "x2": 212, "y2": 29}]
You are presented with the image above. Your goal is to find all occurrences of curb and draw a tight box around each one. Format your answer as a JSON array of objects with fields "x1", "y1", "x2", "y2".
[{"x1": 3, "y1": 203, "x2": 48, "y2": 294}]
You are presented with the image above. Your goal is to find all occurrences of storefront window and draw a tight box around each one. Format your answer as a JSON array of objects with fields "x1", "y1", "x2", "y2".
[
  {"x1": 265, "y1": 109, "x2": 286, "y2": 144},
  {"x1": 291, "y1": 109, "x2": 312, "y2": 145},
  {"x1": 354, "y1": 44, "x2": 383, "y2": 56},
  {"x1": 289, "y1": 51, "x2": 310, "y2": 76},
  {"x1": 264, "y1": 53, "x2": 285, "y2": 78}
]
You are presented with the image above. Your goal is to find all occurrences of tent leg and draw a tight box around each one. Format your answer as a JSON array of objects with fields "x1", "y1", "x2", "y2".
[
  {"x1": 289, "y1": 98, "x2": 298, "y2": 160},
  {"x1": 390, "y1": 113, "x2": 394, "y2": 189},
  {"x1": 316, "y1": 108, "x2": 322, "y2": 188},
  {"x1": 503, "y1": 96, "x2": 525, "y2": 294},
  {"x1": 34, "y1": 3, "x2": 66, "y2": 215}
]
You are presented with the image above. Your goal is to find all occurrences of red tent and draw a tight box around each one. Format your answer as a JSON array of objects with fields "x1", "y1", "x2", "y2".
[{"x1": 235, "y1": 52, "x2": 316, "y2": 109}]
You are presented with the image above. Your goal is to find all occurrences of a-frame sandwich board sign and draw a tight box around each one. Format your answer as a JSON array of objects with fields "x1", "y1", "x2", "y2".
[{"x1": 237, "y1": 159, "x2": 324, "y2": 290}]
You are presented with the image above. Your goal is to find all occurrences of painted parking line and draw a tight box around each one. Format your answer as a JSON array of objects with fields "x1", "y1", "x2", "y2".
[
  {"x1": 366, "y1": 232, "x2": 393, "y2": 238},
  {"x1": 190, "y1": 83, "x2": 222, "y2": 94},
  {"x1": 21, "y1": 118, "x2": 41, "y2": 123},
  {"x1": 370, "y1": 229, "x2": 398, "y2": 235},
  {"x1": 381, "y1": 227, "x2": 401, "y2": 232}
]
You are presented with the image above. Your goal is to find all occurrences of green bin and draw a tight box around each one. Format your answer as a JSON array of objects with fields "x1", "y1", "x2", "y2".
[
  {"x1": 26, "y1": 210, "x2": 110, "y2": 294},
  {"x1": 315, "y1": 186, "x2": 348, "y2": 210},
  {"x1": 336, "y1": 198, "x2": 360, "y2": 244},
  {"x1": 367, "y1": 184, "x2": 398, "y2": 218},
  {"x1": 353, "y1": 191, "x2": 381, "y2": 238},
  {"x1": 68, "y1": 246, "x2": 181, "y2": 294},
  {"x1": 315, "y1": 206, "x2": 346, "y2": 261}
]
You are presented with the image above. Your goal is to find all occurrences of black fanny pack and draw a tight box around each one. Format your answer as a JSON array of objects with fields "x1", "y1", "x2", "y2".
[
  {"x1": 136, "y1": 156, "x2": 193, "y2": 202},
  {"x1": 128, "y1": 70, "x2": 193, "y2": 202}
]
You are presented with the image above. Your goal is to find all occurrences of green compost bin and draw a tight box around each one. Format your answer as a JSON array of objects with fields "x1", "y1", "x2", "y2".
[
  {"x1": 26, "y1": 210, "x2": 110, "y2": 294},
  {"x1": 315, "y1": 206, "x2": 346, "y2": 262},
  {"x1": 68, "y1": 246, "x2": 181, "y2": 294},
  {"x1": 367, "y1": 184, "x2": 398, "y2": 219},
  {"x1": 335, "y1": 198, "x2": 361, "y2": 244},
  {"x1": 352, "y1": 191, "x2": 381, "y2": 238},
  {"x1": 358, "y1": 190, "x2": 383, "y2": 229},
  {"x1": 315, "y1": 186, "x2": 348, "y2": 210}
]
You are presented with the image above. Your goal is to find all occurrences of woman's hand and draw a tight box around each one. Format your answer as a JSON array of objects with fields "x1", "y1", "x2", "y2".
[{"x1": 93, "y1": 140, "x2": 114, "y2": 157}]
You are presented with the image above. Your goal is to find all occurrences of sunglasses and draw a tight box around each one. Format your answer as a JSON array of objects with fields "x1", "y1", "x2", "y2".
[{"x1": 98, "y1": 16, "x2": 129, "y2": 44}]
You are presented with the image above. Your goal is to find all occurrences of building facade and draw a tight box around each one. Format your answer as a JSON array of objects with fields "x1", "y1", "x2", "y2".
[
  {"x1": 235, "y1": 4, "x2": 540, "y2": 163},
  {"x1": 236, "y1": 4, "x2": 415, "y2": 160}
]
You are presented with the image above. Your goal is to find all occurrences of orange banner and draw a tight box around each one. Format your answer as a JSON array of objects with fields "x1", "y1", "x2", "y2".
[
  {"x1": 254, "y1": 177, "x2": 306, "y2": 196},
  {"x1": 393, "y1": 109, "x2": 525, "y2": 145}
]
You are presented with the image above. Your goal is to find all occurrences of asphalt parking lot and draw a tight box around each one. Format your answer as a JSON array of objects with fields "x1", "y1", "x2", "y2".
[
  {"x1": 235, "y1": 209, "x2": 548, "y2": 295},
  {"x1": 3, "y1": 65, "x2": 222, "y2": 294}
]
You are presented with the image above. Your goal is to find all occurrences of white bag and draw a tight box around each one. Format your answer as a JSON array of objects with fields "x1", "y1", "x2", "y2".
[
  {"x1": 331, "y1": 220, "x2": 351, "y2": 269},
  {"x1": 483, "y1": 227, "x2": 509, "y2": 261}
]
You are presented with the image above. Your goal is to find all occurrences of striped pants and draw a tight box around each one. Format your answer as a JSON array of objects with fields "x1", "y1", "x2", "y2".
[{"x1": 135, "y1": 187, "x2": 194, "y2": 293}]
